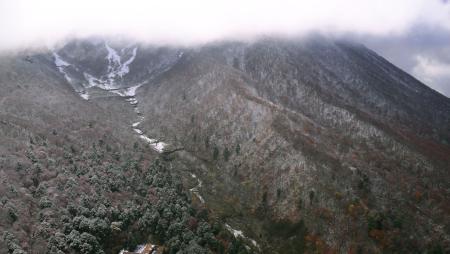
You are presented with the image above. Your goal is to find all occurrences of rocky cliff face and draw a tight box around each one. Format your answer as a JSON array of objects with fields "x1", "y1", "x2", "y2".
[{"x1": 1, "y1": 36, "x2": 449, "y2": 253}]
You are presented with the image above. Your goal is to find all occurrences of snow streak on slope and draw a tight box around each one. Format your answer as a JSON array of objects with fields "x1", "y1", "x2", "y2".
[
  {"x1": 120, "y1": 85, "x2": 168, "y2": 153},
  {"x1": 104, "y1": 42, "x2": 138, "y2": 88},
  {"x1": 225, "y1": 224, "x2": 260, "y2": 250},
  {"x1": 53, "y1": 52, "x2": 90, "y2": 100},
  {"x1": 53, "y1": 52, "x2": 71, "y2": 83},
  {"x1": 105, "y1": 43, "x2": 121, "y2": 72},
  {"x1": 111, "y1": 84, "x2": 143, "y2": 97},
  {"x1": 53, "y1": 43, "x2": 139, "y2": 97},
  {"x1": 52, "y1": 42, "x2": 169, "y2": 153},
  {"x1": 189, "y1": 173, "x2": 205, "y2": 203},
  {"x1": 53, "y1": 52, "x2": 70, "y2": 68},
  {"x1": 118, "y1": 47, "x2": 137, "y2": 76}
]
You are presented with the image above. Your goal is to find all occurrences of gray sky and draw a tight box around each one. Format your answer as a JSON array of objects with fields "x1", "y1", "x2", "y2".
[
  {"x1": 356, "y1": 25, "x2": 450, "y2": 97},
  {"x1": 0, "y1": 0, "x2": 449, "y2": 97}
]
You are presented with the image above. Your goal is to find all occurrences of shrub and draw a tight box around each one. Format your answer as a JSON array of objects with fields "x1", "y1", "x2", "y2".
[
  {"x1": 213, "y1": 147, "x2": 220, "y2": 160},
  {"x1": 223, "y1": 147, "x2": 230, "y2": 161},
  {"x1": 39, "y1": 196, "x2": 52, "y2": 209}
]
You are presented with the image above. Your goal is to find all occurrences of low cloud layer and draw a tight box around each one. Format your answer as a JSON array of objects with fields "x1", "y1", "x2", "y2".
[
  {"x1": 0, "y1": 0, "x2": 449, "y2": 96},
  {"x1": 1, "y1": 0, "x2": 449, "y2": 49}
]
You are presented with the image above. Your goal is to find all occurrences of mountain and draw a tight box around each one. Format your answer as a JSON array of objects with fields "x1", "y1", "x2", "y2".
[{"x1": 0, "y1": 36, "x2": 449, "y2": 254}]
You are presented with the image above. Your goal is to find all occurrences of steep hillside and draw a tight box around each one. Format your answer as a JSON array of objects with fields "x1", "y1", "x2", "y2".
[
  {"x1": 137, "y1": 38, "x2": 450, "y2": 253},
  {"x1": 1, "y1": 36, "x2": 449, "y2": 254},
  {"x1": 0, "y1": 50, "x2": 250, "y2": 254}
]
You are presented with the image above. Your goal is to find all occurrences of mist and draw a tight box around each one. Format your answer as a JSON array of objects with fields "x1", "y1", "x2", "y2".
[
  {"x1": 1, "y1": 0, "x2": 449, "y2": 96},
  {"x1": 0, "y1": 0, "x2": 448, "y2": 50}
]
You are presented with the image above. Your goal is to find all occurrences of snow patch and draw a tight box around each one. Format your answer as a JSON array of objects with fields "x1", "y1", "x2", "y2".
[
  {"x1": 53, "y1": 52, "x2": 72, "y2": 82},
  {"x1": 111, "y1": 84, "x2": 143, "y2": 97},
  {"x1": 80, "y1": 93, "x2": 89, "y2": 100},
  {"x1": 152, "y1": 141, "x2": 167, "y2": 153},
  {"x1": 118, "y1": 47, "x2": 137, "y2": 76},
  {"x1": 53, "y1": 52, "x2": 94, "y2": 100},
  {"x1": 189, "y1": 174, "x2": 205, "y2": 203},
  {"x1": 53, "y1": 52, "x2": 70, "y2": 67},
  {"x1": 83, "y1": 72, "x2": 99, "y2": 88},
  {"x1": 80, "y1": 45, "x2": 139, "y2": 92},
  {"x1": 225, "y1": 224, "x2": 260, "y2": 249},
  {"x1": 133, "y1": 128, "x2": 143, "y2": 135},
  {"x1": 105, "y1": 43, "x2": 137, "y2": 83},
  {"x1": 57, "y1": 42, "x2": 169, "y2": 156},
  {"x1": 119, "y1": 244, "x2": 155, "y2": 254},
  {"x1": 225, "y1": 224, "x2": 244, "y2": 238},
  {"x1": 126, "y1": 97, "x2": 138, "y2": 105},
  {"x1": 123, "y1": 84, "x2": 142, "y2": 96},
  {"x1": 139, "y1": 134, "x2": 156, "y2": 143},
  {"x1": 105, "y1": 43, "x2": 121, "y2": 73},
  {"x1": 139, "y1": 135, "x2": 167, "y2": 153}
]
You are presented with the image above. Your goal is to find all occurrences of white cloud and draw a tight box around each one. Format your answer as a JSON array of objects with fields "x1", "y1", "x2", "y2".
[
  {"x1": 413, "y1": 55, "x2": 450, "y2": 96},
  {"x1": 0, "y1": 0, "x2": 449, "y2": 50}
]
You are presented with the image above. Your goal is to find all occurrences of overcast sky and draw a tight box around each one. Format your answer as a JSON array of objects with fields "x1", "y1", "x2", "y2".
[{"x1": 0, "y1": 0, "x2": 449, "y2": 97}]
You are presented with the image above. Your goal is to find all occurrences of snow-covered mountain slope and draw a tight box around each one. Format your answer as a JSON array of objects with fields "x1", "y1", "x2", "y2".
[
  {"x1": 49, "y1": 39, "x2": 184, "y2": 153},
  {"x1": 52, "y1": 40, "x2": 183, "y2": 100},
  {"x1": 7, "y1": 36, "x2": 449, "y2": 253}
]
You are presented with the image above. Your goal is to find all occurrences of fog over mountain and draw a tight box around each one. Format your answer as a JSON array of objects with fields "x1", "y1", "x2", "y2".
[{"x1": 1, "y1": 0, "x2": 449, "y2": 96}]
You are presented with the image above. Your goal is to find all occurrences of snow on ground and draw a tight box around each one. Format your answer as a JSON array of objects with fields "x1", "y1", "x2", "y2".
[
  {"x1": 80, "y1": 93, "x2": 89, "y2": 100},
  {"x1": 63, "y1": 43, "x2": 139, "y2": 93},
  {"x1": 53, "y1": 52, "x2": 73, "y2": 83},
  {"x1": 138, "y1": 134, "x2": 167, "y2": 153},
  {"x1": 53, "y1": 52, "x2": 70, "y2": 67},
  {"x1": 133, "y1": 128, "x2": 143, "y2": 135},
  {"x1": 105, "y1": 43, "x2": 138, "y2": 81},
  {"x1": 190, "y1": 174, "x2": 203, "y2": 188},
  {"x1": 152, "y1": 141, "x2": 167, "y2": 153},
  {"x1": 105, "y1": 42, "x2": 121, "y2": 78},
  {"x1": 54, "y1": 42, "x2": 141, "y2": 99},
  {"x1": 249, "y1": 239, "x2": 260, "y2": 249},
  {"x1": 123, "y1": 84, "x2": 143, "y2": 96},
  {"x1": 125, "y1": 97, "x2": 138, "y2": 105},
  {"x1": 118, "y1": 47, "x2": 137, "y2": 76},
  {"x1": 119, "y1": 243, "x2": 155, "y2": 254},
  {"x1": 111, "y1": 84, "x2": 143, "y2": 97},
  {"x1": 189, "y1": 174, "x2": 205, "y2": 203},
  {"x1": 55, "y1": 43, "x2": 168, "y2": 155},
  {"x1": 225, "y1": 224, "x2": 260, "y2": 249},
  {"x1": 139, "y1": 134, "x2": 156, "y2": 143},
  {"x1": 225, "y1": 224, "x2": 244, "y2": 238}
]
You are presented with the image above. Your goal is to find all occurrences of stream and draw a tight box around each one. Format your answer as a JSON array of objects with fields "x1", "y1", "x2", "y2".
[{"x1": 53, "y1": 43, "x2": 259, "y2": 252}]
